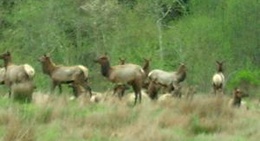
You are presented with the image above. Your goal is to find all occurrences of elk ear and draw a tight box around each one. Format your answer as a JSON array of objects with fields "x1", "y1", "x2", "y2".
[
  {"x1": 216, "y1": 60, "x2": 225, "y2": 64},
  {"x1": 46, "y1": 53, "x2": 51, "y2": 57},
  {"x1": 144, "y1": 57, "x2": 152, "y2": 61}
]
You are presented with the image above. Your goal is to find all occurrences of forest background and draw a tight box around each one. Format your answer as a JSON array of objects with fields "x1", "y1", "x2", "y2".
[{"x1": 0, "y1": 0, "x2": 259, "y2": 95}]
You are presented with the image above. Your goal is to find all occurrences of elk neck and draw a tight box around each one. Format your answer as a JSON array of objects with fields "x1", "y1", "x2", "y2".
[
  {"x1": 217, "y1": 65, "x2": 223, "y2": 73},
  {"x1": 42, "y1": 59, "x2": 57, "y2": 76},
  {"x1": 100, "y1": 60, "x2": 111, "y2": 78},
  {"x1": 3, "y1": 57, "x2": 13, "y2": 69}
]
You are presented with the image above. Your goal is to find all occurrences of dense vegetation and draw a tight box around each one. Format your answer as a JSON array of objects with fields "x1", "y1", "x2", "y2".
[
  {"x1": 0, "y1": 0, "x2": 259, "y2": 94},
  {"x1": 0, "y1": 0, "x2": 259, "y2": 140}
]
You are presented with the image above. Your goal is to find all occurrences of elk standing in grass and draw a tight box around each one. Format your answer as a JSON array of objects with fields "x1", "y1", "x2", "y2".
[
  {"x1": 148, "y1": 63, "x2": 186, "y2": 97},
  {"x1": 114, "y1": 57, "x2": 151, "y2": 97},
  {"x1": 95, "y1": 54, "x2": 145, "y2": 105},
  {"x1": 38, "y1": 54, "x2": 91, "y2": 94},
  {"x1": 0, "y1": 51, "x2": 35, "y2": 100},
  {"x1": 212, "y1": 61, "x2": 225, "y2": 95}
]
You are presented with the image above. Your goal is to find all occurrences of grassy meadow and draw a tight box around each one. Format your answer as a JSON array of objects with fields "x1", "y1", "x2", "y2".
[
  {"x1": 0, "y1": 0, "x2": 259, "y2": 140},
  {"x1": 0, "y1": 89, "x2": 260, "y2": 141}
]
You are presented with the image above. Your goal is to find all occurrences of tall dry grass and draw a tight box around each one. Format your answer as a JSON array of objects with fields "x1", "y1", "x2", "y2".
[{"x1": 0, "y1": 90, "x2": 259, "y2": 141}]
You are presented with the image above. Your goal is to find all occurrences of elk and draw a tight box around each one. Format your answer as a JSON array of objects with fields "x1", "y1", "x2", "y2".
[
  {"x1": 95, "y1": 54, "x2": 145, "y2": 105},
  {"x1": 147, "y1": 78, "x2": 160, "y2": 100},
  {"x1": 228, "y1": 88, "x2": 249, "y2": 108},
  {"x1": 113, "y1": 84, "x2": 129, "y2": 100},
  {"x1": 148, "y1": 63, "x2": 186, "y2": 95},
  {"x1": 68, "y1": 70, "x2": 92, "y2": 98},
  {"x1": 212, "y1": 61, "x2": 225, "y2": 95},
  {"x1": 0, "y1": 51, "x2": 35, "y2": 98},
  {"x1": 38, "y1": 54, "x2": 90, "y2": 94},
  {"x1": 114, "y1": 57, "x2": 151, "y2": 97}
]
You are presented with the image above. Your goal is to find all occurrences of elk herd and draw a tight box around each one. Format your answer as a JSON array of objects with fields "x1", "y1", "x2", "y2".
[{"x1": 0, "y1": 51, "x2": 249, "y2": 109}]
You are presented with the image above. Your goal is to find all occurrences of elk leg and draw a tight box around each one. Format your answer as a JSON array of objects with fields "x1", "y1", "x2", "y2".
[
  {"x1": 131, "y1": 84, "x2": 138, "y2": 105},
  {"x1": 8, "y1": 89, "x2": 11, "y2": 98},
  {"x1": 213, "y1": 84, "x2": 217, "y2": 95},
  {"x1": 83, "y1": 83, "x2": 92, "y2": 98},
  {"x1": 132, "y1": 83, "x2": 142, "y2": 105},
  {"x1": 119, "y1": 87, "x2": 126, "y2": 100},
  {"x1": 58, "y1": 84, "x2": 62, "y2": 94},
  {"x1": 51, "y1": 82, "x2": 57, "y2": 94}
]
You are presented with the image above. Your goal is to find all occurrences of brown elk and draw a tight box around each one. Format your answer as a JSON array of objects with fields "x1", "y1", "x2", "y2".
[
  {"x1": 114, "y1": 57, "x2": 151, "y2": 97},
  {"x1": 147, "y1": 78, "x2": 160, "y2": 100},
  {"x1": 95, "y1": 54, "x2": 145, "y2": 105},
  {"x1": 38, "y1": 54, "x2": 91, "y2": 94},
  {"x1": 0, "y1": 51, "x2": 35, "y2": 86},
  {"x1": 0, "y1": 51, "x2": 35, "y2": 98},
  {"x1": 148, "y1": 63, "x2": 186, "y2": 95},
  {"x1": 212, "y1": 61, "x2": 225, "y2": 95},
  {"x1": 228, "y1": 88, "x2": 249, "y2": 108}
]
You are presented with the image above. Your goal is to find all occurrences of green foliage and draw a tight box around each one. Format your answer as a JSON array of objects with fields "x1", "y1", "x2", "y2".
[
  {"x1": 0, "y1": 0, "x2": 258, "y2": 94},
  {"x1": 227, "y1": 69, "x2": 260, "y2": 90}
]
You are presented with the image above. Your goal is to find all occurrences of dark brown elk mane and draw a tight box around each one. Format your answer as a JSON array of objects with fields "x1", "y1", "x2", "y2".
[
  {"x1": 0, "y1": 51, "x2": 13, "y2": 69},
  {"x1": 99, "y1": 56, "x2": 111, "y2": 78},
  {"x1": 216, "y1": 61, "x2": 224, "y2": 72},
  {"x1": 40, "y1": 54, "x2": 58, "y2": 76}
]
